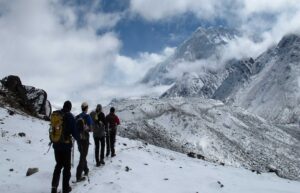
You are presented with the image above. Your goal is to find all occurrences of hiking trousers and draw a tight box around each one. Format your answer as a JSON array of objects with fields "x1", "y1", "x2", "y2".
[
  {"x1": 94, "y1": 136, "x2": 105, "y2": 163},
  {"x1": 51, "y1": 149, "x2": 71, "y2": 192},
  {"x1": 76, "y1": 140, "x2": 89, "y2": 179},
  {"x1": 106, "y1": 127, "x2": 117, "y2": 156}
]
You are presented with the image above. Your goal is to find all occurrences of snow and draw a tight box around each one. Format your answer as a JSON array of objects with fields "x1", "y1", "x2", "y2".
[
  {"x1": 1, "y1": 106, "x2": 300, "y2": 193},
  {"x1": 109, "y1": 97, "x2": 300, "y2": 180}
]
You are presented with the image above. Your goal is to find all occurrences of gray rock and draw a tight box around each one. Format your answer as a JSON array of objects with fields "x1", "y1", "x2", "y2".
[{"x1": 26, "y1": 168, "x2": 39, "y2": 176}]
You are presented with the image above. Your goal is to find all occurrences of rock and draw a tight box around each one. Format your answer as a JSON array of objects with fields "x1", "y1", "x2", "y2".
[
  {"x1": 8, "y1": 110, "x2": 15, "y2": 116},
  {"x1": 1, "y1": 75, "x2": 52, "y2": 119},
  {"x1": 217, "y1": 181, "x2": 224, "y2": 188},
  {"x1": 125, "y1": 166, "x2": 131, "y2": 172},
  {"x1": 18, "y1": 132, "x2": 26, "y2": 137},
  {"x1": 196, "y1": 154, "x2": 205, "y2": 160},
  {"x1": 9, "y1": 168, "x2": 14, "y2": 172},
  {"x1": 267, "y1": 166, "x2": 280, "y2": 176},
  {"x1": 26, "y1": 168, "x2": 39, "y2": 176},
  {"x1": 187, "y1": 152, "x2": 196, "y2": 158}
]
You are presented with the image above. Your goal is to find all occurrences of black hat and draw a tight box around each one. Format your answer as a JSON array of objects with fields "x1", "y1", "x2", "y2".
[
  {"x1": 96, "y1": 104, "x2": 102, "y2": 111},
  {"x1": 110, "y1": 107, "x2": 115, "y2": 113},
  {"x1": 63, "y1": 101, "x2": 72, "y2": 112}
]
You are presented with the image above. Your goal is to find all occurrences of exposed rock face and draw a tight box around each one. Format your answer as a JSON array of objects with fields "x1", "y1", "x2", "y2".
[
  {"x1": 142, "y1": 27, "x2": 239, "y2": 85},
  {"x1": 0, "y1": 75, "x2": 51, "y2": 119},
  {"x1": 159, "y1": 33, "x2": 300, "y2": 123}
]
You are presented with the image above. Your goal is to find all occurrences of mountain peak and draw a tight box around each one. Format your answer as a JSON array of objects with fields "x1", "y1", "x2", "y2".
[{"x1": 277, "y1": 33, "x2": 300, "y2": 50}]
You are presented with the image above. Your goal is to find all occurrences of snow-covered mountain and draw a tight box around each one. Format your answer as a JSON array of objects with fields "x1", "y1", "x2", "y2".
[
  {"x1": 233, "y1": 34, "x2": 300, "y2": 123},
  {"x1": 160, "y1": 33, "x2": 300, "y2": 123},
  {"x1": 142, "y1": 27, "x2": 238, "y2": 85},
  {"x1": 1, "y1": 106, "x2": 300, "y2": 193},
  {"x1": 108, "y1": 97, "x2": 300, "y2": 181}
]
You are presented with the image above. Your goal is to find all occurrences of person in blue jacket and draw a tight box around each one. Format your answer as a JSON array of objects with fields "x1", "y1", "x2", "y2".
[
  {"x1": 51, "y1": 101, "x2": 79, "y2": 193},
  {"x1": 75, "y1": 102, "x2": 93, "y2": 182}
]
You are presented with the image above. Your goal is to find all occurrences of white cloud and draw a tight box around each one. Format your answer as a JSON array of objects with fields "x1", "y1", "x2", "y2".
[
  {"x1": 0, "y1": 0, "x2": 122, "y2": 103},
  {"x1": 113, "y1": 47, "x2": 175, "y2": 84},
  {"x1": 129, "y1": 0, "x2": 300, "y2": 81},
  {"x1": 1, "y1": 0, "x2": 300, "y2": 109},
  {"x1": 130, "y1": 0, "x2": 218, "y2": 21},
  {"x1": 0, "y1": 0, "x2": 170, "y2": 108}
]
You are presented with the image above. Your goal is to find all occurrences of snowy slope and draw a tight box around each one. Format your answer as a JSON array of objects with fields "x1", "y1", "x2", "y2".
[
  {"x1": 160, "y1": 34, "x2": 300, "y2": 123},
  {"x1": 108, "y1": 97, "x2": 300, "y2": 181},
  {"x1": 142, "y1": 27, "x2": 238, "y2": 85},
  {"x1": 233, "y1": 34, "x2": 300, "y2": 123},
  {"x1": 1, "y1": 106, "x2": 300, "y2": 193}
]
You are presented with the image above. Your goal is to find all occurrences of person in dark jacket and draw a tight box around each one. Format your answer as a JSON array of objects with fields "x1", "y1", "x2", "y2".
[
  {"x1": 105, "y1": 107, "x2": 120, "y2": 157},
  {"x1": 51, "y1": 101, "x2": 79, "y2": 193},
  {"x1": 75, "y1": 102, "x2": 93, "y2": 182},
  {"x1": 90, "y1": 104, "x2": 106, "y2": 166}
]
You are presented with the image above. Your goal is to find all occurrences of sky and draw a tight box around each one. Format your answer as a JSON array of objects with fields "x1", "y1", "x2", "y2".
[{"x1": 0, "y1": 0, "x2": 300, "y2": 108}]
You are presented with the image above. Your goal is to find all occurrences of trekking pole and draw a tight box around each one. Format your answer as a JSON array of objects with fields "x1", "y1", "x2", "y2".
[
  {"x1": 71, "y1": 139, "x2": 75, "y2": 168},
  {"x1": 87, "y1": 173, "x2": 90, "y2": 184},
  {"x1": 44, "y1": 142, "x2": 52, "y2": 155},
  {"x1": 107, "y1": 126, "x2": 110, "y2": 156}
]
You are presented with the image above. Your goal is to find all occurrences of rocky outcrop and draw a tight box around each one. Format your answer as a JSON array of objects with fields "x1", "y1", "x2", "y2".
[{"x1": 0, "y1": 75, "x2": 51, "y2": 119}]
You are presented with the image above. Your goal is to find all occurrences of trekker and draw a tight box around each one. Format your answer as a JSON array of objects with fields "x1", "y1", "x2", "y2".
[
  {"x1": 75, "y1": 102, "x2": 93, "y2": 182},
  {"x1": 90, "y1": 104, "x2": 106, "y2": 166},
  {"x1": 51, "y1": 101, "x2": 78, "y2": 193},
  {"x1": 105, "y1": 107, "x2": 120, "y2": 157}
]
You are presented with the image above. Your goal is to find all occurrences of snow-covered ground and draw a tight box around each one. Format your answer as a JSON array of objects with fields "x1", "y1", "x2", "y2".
[
  {"x1": 1, "y1": 107, "x2": 300, "y2": 193},
  {"x1": 109, "y1": 97, "x2": 300, "y2": 180}
]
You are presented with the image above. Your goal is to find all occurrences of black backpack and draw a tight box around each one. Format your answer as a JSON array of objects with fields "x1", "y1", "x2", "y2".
[
  {"x1": 90, "y1": 111, "x2": 105, "y2": 138},
  {"x1": 76, "y1": 114, "x2": 89, "y2": 140}
]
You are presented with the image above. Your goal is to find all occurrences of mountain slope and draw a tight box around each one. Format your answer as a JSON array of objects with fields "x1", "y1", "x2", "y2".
[
  {"x1": 109, "y1": 97, "x2": 300, "y2": 181},
  {"x1": 233, "y1": 34, "x2": 300, "y2": 123},
  {"x1": 1, "y1": 106, "x2": 300, "y2": 193},
  {"x1": 142, "y1": 27, "x2": 238, "y2": 85},
  {"x1": 160, "y1": 34, "x2": 300, "y2": 123}
]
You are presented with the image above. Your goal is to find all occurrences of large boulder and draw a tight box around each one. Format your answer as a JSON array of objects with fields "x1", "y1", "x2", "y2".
[{"x1": 0, "y1": 75, "x2": 52, "y2": 119}]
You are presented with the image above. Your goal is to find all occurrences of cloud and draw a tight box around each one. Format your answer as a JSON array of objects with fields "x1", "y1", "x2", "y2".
[
  {"x1": 0, "y1": 0, "x2": 170, "y2": 108},
  {"x1": 129, "y1": 0, "x2": 300, "y2": 43},
  {"x1": 129, "y1": 0, "x2": 300, "y2": 82},
  {"x1": 0, "y1": 0, "x2": 122, "y2": 103},
  {"x1": 129, "y1": 0, "x2": 219, "y2": 21},
  {"x1": 113, "y1": 47, "x2": 175, "y2": 84}
]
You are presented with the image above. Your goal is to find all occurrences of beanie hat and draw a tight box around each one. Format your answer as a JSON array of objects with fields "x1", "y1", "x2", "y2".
[
  {"x1": 81, "y1": 102, "x2": 88, "y2": 111},
  {"x1": 96, "y1": 104, "x2": 102, "y2": 111},
  {"x1": 63, "y1": 100, "x2": 72, "y2": 112}
]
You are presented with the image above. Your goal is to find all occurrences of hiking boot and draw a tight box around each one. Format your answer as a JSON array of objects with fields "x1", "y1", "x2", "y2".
[
  {"x1": 84, "y1": 169, "x2": 89, "y2": 176},
  {"x1": 111, "y1": 153, "x2": 116, "y2": 157},
  {"x1": 100, "y1": 160, "x2": 105, "y2": 165},
  {"x1": 96, "y1": 162, "x2": 101, "y2": 167},
  {"x1": 51, "y1": 187, "x2": 57, "y2": 193},
  {"x1": 76, "y1": 176, "x2": 86, "y2": 182},
  {"x1": 63, "y1": 186, "x2": 72, "y2": 193},
  {"x1": 106, "y1": 152, "x2": 110, "y2": 157}
]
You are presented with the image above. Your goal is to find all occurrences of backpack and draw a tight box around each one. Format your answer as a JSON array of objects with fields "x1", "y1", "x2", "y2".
[
  {"x1": 76, "y1": 114, "x2": 89, "y2": 140},
  {"x1": 49, "y1": 110, "x2": 69, "y2": 143},
  {"x1": 90, "y1": 111, "x2": 106, "y2": 138}
]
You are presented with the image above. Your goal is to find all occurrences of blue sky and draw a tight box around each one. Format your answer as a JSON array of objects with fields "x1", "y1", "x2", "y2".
[
  {"x1": 0, "y1": 0, "x2": 300, "y2": 107},
  {"x1": 62, "y1": 0, "x2": 227, "y2": 57}
]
